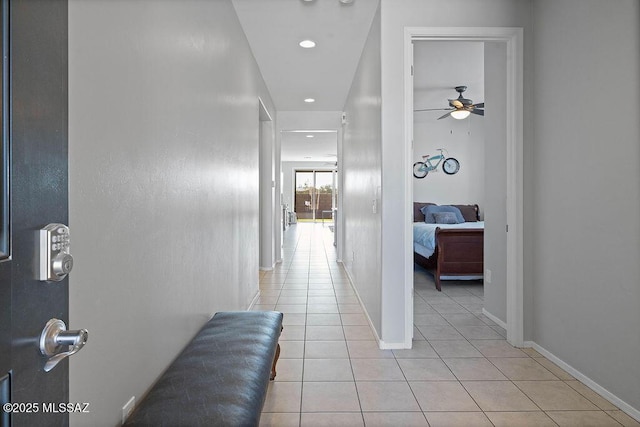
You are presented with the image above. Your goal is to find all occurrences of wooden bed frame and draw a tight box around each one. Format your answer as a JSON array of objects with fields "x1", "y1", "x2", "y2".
[
  {"x1": 413, "y1": 203, "x2": 485, "y2": 291},
  {"x1": 414, "y1": 228, "x2": 484, "y2": 291}
]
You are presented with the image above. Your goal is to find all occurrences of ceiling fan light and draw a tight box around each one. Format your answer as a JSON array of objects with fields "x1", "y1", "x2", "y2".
[{"x1": 450, "y1": 109, "x2": 471, "y2": 120}]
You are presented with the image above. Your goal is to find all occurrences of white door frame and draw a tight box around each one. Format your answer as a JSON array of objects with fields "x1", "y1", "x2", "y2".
[
  {"x1": 258, "y1": 97, "x2": 275, "y2": 270},
  {"x1": 404, "y1": 27, "x2": 524, "y2": 346}
]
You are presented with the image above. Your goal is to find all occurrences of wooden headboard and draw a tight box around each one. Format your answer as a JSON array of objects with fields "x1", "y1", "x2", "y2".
[{"x1": 413, "y1": 203, "x2": 480, "y2": 222}]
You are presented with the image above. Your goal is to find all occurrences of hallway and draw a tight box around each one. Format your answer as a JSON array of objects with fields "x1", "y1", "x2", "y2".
[{"x1": 255, "y1": 223, "x2": 633, "y2": 426}]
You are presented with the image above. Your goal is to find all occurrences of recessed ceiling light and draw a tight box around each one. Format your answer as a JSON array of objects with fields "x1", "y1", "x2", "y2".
[
  {"x1": 299, "y1": 40, "x2": 316, "y2": 49},
  {"x1": 306, "y1": 135, "x2": 314, "y2": 138},
  {"x1": 304, "y1": 98, "x2": 315, "y2": 103},
  {"x1": 339, "y1": 0, "x2": 354, "y2": 4}
]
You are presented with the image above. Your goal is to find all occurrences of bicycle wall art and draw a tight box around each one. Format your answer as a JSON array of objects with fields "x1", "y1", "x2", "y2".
[{"x1": 413, "y1": 148, "x2": 460, "y2": 178}]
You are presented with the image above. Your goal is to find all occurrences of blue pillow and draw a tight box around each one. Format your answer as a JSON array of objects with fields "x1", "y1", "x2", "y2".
[
  {"x1": 433, "y1": 212, "x2": 460, "y2": 224},
  {"x1": 421, "y1": 205, "x2": 465, "y2": 224}
]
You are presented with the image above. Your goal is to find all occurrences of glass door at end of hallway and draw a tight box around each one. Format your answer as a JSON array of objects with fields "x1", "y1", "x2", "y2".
[{"x1": 294, "y1": 169, "x2": 337, "y2": 224}]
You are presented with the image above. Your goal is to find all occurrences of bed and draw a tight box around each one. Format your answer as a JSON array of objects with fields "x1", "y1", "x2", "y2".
[{"x1": 413, "y1": 202, "x2": 484, "y2": 291}]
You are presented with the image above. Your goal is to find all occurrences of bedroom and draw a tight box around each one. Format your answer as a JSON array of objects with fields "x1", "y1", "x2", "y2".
[{"x1": 412, "y1": 40, "x2": 508, "y2": 331}]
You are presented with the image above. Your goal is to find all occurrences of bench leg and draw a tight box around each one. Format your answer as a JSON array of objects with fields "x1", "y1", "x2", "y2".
[
  {"x1": 270, "y1": 343, "x2": 280, "y2": 380},
  {"x1": 270, "y1": 326, "x2": 283, "y2": 380}
]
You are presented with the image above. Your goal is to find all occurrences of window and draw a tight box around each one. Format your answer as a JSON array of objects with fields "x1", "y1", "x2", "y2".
[{"x1": 294, "y1": 170, "x2": 336, "y2": 222}]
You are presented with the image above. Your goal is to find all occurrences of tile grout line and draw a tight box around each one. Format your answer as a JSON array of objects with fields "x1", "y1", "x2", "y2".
[{"x1": 321, "y1": 227, "x2": 367, "y2": 424}]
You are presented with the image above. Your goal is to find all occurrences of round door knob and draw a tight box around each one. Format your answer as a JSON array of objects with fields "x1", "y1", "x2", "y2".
[{"x1": 52, "y1": 253, "x2": 74, "y2": 277}]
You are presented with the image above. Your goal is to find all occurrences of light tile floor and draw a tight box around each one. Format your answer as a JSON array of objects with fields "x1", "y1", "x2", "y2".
[{"x1": 256, "y1": 223, "x2": 638, "y2": 427}]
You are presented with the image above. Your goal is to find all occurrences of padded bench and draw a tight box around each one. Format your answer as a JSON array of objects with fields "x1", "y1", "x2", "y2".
[{"x1": 124, "y1": 311, "x2": 283, "y2": 427}]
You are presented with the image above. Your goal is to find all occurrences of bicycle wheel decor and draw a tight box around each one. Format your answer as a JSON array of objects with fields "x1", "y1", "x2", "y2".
[
  {"x1": 413, "y1": 162, "x2": 429, "y2": 178},
  {"x1": 442, "y1": 157, "x2": 460, "y2": 175}
]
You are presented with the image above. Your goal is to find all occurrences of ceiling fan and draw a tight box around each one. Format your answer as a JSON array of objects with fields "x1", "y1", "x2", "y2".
[{"x1": 414, "y1": 86, "x2": 484, "y2": 120}]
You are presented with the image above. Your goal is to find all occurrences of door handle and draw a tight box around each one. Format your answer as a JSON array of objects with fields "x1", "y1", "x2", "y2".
[{"x1": 39, "y1": 318, "x2": 88, "y2": 372}]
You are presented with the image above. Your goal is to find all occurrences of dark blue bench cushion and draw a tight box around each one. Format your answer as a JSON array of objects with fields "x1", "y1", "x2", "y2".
[{"x1": 124, "y1": 311, "x2": 283, "y2": 427}]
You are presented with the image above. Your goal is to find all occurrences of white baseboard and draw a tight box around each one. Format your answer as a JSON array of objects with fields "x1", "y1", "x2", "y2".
[
  {"x1": 482, "y1": 308, "x2": 507, "y2": 330},
  {"x1": 523, "y1": 341, "x2": 640, "y2": 422},
  {"x1": 378, "y1": 339, "x2": 409, "y2": 350},
  {"x1": 247, "y1": 289, "x2": 260, "y2": 311}
]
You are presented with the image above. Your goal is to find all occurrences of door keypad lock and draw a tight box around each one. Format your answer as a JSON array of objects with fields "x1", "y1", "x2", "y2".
[
  {"x1": 39, "y1": 223, "x2": 74, "y2": 281},
  {"x1": 40, "y1": 318, "x2": 88, "y2": 372}
]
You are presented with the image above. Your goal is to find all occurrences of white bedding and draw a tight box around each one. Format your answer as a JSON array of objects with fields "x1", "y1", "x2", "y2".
[{"x1": 413, "y1": 221, "x2": 484, "y2": 259}]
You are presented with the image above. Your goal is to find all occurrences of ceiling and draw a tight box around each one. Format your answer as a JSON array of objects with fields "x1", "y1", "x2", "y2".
[
  {"x1": 232, "y1": 0, "x2": 380, "y2": 112},
  {"x1": 231, "y1": 3, "x2": 484, "y2": 163},
  {"x1": 281, "y1": 130, "x2": 338, "y2": 163},
  {"x1": 233, "y1": 0, "x2": 379, "y2": 163}
]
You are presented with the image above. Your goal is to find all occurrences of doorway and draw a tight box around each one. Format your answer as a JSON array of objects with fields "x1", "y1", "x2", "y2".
[
  {"x1": 411, "y1": 39, "x2": 489, "y2": 335},
  {"x1": 258, "y1": 98, "x2": 275, "y2": 270},
  {"x1": 279, "y1": 128, "x2": 339, "y2": 232},
  {"x1": 294, "y1": 169, "x2": 337, "y2": 224},
  {"x1": 404, "y1": 27, "x2": 523, "y2": 347}
]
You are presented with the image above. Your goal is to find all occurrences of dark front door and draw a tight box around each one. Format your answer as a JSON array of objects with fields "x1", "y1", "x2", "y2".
[{"x1": 0, "y1": 1, "x2": 69, "y2": 426}]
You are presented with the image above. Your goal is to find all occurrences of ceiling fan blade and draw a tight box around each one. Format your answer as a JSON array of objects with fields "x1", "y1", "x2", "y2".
[
  {"x1": 449, "y1": 99, "x2": 463, "y2": 108},
  {"x1": 413, "y1": 107, "x2": 451, "y2": 112},
  {"x1": 470, "y1": 108, "x2": 484, "y2": 116},
  {"x1": 437, "y1": 111, "x2": 453, "y2": 120},
  {"x1": 473, "y1": 102, "x2": 484, "y2": 108}
]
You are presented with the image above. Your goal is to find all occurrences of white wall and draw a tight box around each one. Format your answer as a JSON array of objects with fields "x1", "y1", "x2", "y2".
[
  {"x1": 68, "y1": 1, "x2": 274, "y2": 425},
  {"x1": 278, "y1": 111, "x2": 343, "y2": 132},
  {"x1": 380, "y1": 0, "x2": 531, "y2": 345},
  {"x1": 483, "y1": 42, "x2": 508, "y2": 323},
  {"x1": 413, "y1": 42, "x2": 485, "y2": 211},
  {"x1": 342, "y1": 6, "x2": 383, "y2": 337},
  {"x1": 413, "y1": 119, "x2": 486, "y2": 209},
  {"x1": 530, "y1": 0, "x2": 640, "y2": 414}
]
